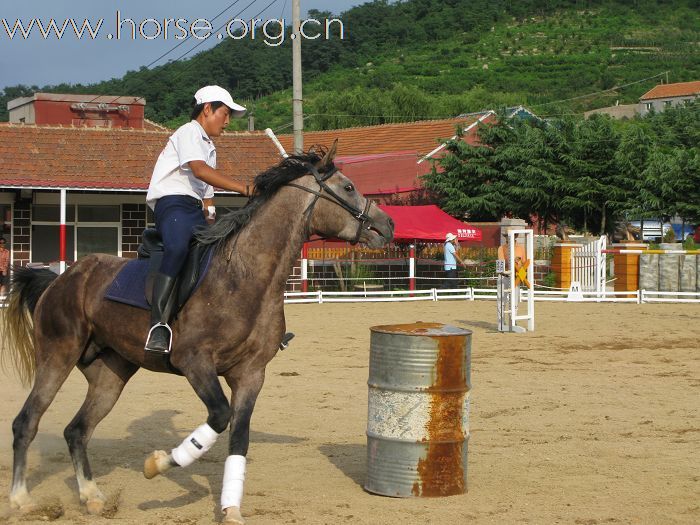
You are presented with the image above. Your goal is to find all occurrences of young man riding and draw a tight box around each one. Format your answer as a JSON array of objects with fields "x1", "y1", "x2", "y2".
[{"x1": 145, "y1": 85, "x2": 249, "y2": 353}]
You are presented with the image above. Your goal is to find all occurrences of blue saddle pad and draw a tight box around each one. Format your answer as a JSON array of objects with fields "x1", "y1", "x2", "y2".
[{"x1": 105, "y1": 249, "x2": 213, "y2": 311}]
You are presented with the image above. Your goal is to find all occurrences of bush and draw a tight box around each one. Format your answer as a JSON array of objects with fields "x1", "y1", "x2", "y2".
[
  {"x1": 683, "y1": 237, "x2": 697, "y2": 251},
  {"x1": 542, "y1": 271, "x2": 556, "y2": 288},
  {"x1": 662, "y1": 228, "x2": 676, "y2": 243}
]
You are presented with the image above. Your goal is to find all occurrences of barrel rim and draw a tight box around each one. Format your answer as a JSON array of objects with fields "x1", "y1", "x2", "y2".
[{"x1": 370, "y1": 322, "x2": 473, "y2": 336}]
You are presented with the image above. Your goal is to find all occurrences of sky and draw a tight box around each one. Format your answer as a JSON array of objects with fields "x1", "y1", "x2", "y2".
[{"x1": 0, "y1": 0, "x2": 362, "y2": 90}]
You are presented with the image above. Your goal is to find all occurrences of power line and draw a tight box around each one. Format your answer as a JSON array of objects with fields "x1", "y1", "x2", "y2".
[
  {"x1": 93, "y1": 0, "x2": 281, "y2": 107},
  {"x1": 530, "y1": 71, "x2": 670, "y2": 108}
]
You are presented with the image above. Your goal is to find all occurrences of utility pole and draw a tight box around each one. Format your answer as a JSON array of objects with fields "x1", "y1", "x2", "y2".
[{"x1": 292, "y1": 0, "x2": 303, "y2": 154}]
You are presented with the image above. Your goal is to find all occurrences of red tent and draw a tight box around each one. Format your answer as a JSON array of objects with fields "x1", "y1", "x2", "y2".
[{"x1": 379, "y1": 205, "x2": 482, "y2": 242}]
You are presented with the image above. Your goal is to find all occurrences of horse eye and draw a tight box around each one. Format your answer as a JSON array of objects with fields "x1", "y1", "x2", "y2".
[{"x1": 344, "y1": 184, "x2": 355, "y2": 193}]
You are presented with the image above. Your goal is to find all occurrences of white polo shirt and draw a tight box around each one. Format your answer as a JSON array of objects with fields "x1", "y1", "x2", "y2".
[{"x1": 146, "y1": 120, "x2": 216, "y2": 210}]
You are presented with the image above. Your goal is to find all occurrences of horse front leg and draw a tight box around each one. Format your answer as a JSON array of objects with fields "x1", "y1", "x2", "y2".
[
  {"x1": 220, "y1": 369, "x2": 265, "y2": 525},
  {"x1": 143, "y1": 361, "x2": 230, "y2": 479}
]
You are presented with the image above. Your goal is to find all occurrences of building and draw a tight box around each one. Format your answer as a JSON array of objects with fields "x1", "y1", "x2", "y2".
[
  {"x1": 1, "y1": 93, "x2": 285, "y2": 269},
  {"x1": 8, "y1": 93, "x2": 148, "y2": 129},
  {"x1": 584, "y1": 103, "x2": 640, "y2": 120},
  {"x1": 278, "y1": 112, "x2": 497, "y2": 203},
  {"x1": 639, "y1": 80, "x2": 700, "y2": 115},
  {"x1": 583, "y1": 80, "x2": 699, "y2": 119}
]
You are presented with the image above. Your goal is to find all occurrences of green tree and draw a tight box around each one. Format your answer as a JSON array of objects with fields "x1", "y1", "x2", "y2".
[
  {"x1": 614, "y1": 123, "x2": 654, "y2": 220},
  {"x1": 423, "y1": 119, "x2": 516, "y2": 220},
  {"x1": 559, "y1": 115, "x2": 621, "y2": 234}
]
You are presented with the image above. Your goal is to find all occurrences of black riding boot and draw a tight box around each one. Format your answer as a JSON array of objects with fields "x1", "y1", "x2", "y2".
[{"x1": 144, "y1": 273, "x2": 177, "y2": 354}]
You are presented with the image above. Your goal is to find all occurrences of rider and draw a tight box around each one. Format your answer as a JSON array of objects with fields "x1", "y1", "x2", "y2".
[{"x1": 144, "y1": 85, "x2": 249, "y2": 353}]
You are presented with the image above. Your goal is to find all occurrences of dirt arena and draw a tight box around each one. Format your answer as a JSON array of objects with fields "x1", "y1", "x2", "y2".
[{"x1": 0, "y1": 301, "x2": 698, "y2": 524}]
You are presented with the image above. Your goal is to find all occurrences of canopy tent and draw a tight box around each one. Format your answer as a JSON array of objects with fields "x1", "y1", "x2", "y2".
[{"x1": 379, "y1": 205, "x2": 482, "y2": 242}]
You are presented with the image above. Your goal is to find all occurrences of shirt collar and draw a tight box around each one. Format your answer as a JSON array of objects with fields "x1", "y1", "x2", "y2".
[{"x1": 191, "y1": 119, "x2": 212, "y2": 143}]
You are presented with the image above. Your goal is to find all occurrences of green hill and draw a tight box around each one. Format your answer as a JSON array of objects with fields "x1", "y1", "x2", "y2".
[{"x1": 2, "y1": 0, "x2": 699, "y2": 130}]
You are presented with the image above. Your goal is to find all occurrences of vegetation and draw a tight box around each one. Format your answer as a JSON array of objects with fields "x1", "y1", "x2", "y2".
[
  {"x1": 424, "y1": 102, "x2": 700, "y2": 235},
  {"x1": 1, "y1": 0, "x2": 699, "y2": 131}
]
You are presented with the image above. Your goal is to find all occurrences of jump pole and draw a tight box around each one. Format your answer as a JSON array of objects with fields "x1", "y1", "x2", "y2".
[
  {"x1": 508, "y1": 229, "x2": 535, "y2": 332},
  {"x1": 59, "y1": 189, "x2": 67, "y2": 274},
  {"x1": 409, "y1": 244, "x2": 416, "y2": 291},
  {"x1": 301, "y1": 244, "x2": 309, "y2": 293}
]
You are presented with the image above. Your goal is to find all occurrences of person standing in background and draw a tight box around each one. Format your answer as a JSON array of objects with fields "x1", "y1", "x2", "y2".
[
  {"x1": 442, "y1": 232, "x2": 465, "y2": 288},
  {"x1": 0, "y1": 237, "x2": 10, "y2": 298}
]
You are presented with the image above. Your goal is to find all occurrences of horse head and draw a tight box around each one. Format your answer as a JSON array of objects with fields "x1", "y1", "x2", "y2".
[{"x1": 301, "y1": 141, "x2": 394, "y2": 248}]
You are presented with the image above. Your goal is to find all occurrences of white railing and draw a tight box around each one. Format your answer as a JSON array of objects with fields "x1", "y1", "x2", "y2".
[
  {"x1": 570, "y1": 237, "x2": 606, "y2": 293},
  {"x1": 282, "y1": 287, "x2": 700, "y2": 304}
]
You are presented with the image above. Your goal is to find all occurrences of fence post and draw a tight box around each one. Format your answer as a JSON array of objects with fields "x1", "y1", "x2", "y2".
[
  {"x1": 409, "y1": 244, "x2": 416, "y2": 292},
  {"x1": 301, "y1": 243, "x2": 308, "y2": 293}
]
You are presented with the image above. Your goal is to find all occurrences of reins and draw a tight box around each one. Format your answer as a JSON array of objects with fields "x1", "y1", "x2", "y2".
[{"x1": 287, "y1": 162, "x2": 373, "y2": 244}]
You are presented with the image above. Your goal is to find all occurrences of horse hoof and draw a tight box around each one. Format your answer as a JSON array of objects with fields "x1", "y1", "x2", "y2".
[
  {"x1": 9, "y1": 490, "x2": 37, "y2": 514},
  {"x1": 17, "y1": 502, "x2": 39, "y2": 514},
  {"x1": 86, "y1": 498, "x2": 105, "y2": 515},
  {"x1": 222, "y1": 506, "x2": 245, "y2": 524},
  {"x1": 144, "y1": 450, "x2": 172, "y2": 479}
]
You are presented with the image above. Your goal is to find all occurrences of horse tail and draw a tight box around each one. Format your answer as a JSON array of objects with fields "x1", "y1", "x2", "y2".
[{"x1": 1, "y1": 266, "x2": 58, "y2": 386}]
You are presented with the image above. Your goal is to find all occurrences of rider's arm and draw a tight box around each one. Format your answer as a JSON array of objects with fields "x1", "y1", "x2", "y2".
[{"x1": 189, "y1": 160, "x2": 249, "y2": 195}]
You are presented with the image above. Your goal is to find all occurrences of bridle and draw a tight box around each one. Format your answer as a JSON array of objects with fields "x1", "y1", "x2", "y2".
[{"x1": 287, "y1": 162, "x2": 374, "y2": 244}]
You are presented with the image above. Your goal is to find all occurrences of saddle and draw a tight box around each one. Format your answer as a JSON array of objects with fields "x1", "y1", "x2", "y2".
[{"x1": 137, "y1": 228, "x2": 210, "y2": 310}]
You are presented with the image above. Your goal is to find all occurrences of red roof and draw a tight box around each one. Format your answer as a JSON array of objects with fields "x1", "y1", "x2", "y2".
[
  {"x1": 640, "y1": 81, "x2": 700, "y2": 101},
  {"x1": 379, "y1": 205, "x2": 482, "y2": 242},
  {"x1": 0, "y1": 125, "x2": 283, "y2": 190},
  {"x1": 335, "y1": 152, "x2": 423, "y2": 195},
  {"x1": 278, "y1": 114, "x2": 494, "y2": 157}
]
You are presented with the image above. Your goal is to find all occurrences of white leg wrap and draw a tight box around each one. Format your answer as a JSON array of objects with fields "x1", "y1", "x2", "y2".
[
  {"x1": 221, "y1": 455, "x2": 247, "y2": 510},
  {"x1": 171, "y1": 423, "x2": 220, "y2": 468}
]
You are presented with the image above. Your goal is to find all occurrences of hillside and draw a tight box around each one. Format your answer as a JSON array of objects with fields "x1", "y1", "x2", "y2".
[{"x1": 1, "y1": 0, "x2": 699, "y2": 131}]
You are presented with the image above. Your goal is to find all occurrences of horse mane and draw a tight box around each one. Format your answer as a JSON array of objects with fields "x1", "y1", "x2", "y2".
[{"x1": 194, "y1": 150, "x2": 326, "y2": 249}]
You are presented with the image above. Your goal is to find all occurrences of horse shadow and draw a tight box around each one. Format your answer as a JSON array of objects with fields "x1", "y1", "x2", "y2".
[
  {"x1": 26, "y1": 409, "x2": 306, "y2": 512},
  {"x1": 317, "y1": 443, "x2": 367, "y2": 487}
]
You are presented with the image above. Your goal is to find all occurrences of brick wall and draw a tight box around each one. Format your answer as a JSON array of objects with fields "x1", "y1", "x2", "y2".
[
  {"x1": 12, "y1": 201, "x2": 30, "y2": 266},
  {"x1": 122, "y1": 203, "x2": 146, "y2": 259}
]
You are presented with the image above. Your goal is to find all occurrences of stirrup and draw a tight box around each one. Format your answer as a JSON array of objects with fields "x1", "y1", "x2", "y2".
[
  {"x1": 145, "y1": 322, "x2": 173, "y2": 354},
  {"x1": 279, "y1": 332, "x2": 295, "y2": 350}
]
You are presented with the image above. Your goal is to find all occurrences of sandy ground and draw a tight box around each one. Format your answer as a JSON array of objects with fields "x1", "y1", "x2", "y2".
[{"x1": 0, "y1": 300, "x2": 698, "y2": 525}]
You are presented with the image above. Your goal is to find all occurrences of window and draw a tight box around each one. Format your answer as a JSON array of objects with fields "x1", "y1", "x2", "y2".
[
  {"x1": 77, "y1": 227, "x2": 119, "y2": 259},
  {"x1": 32, "y1": 225, "x2": 76, "y2": 263},
  {"x1": 78, "y1": 205, "x2": 120, "y2": 222},
  {"x1": 664, "y1": 100, "x2": 672, "y2": 107},
  {"x1": 32, "y1": 205, "x2": 76, "y2": 222},
  {"x1": 644, "y1": 102, "x2": 653, "y2": 111},
  {"x1": 32, "y1": 204, "x2": 121, "y2": 263}
]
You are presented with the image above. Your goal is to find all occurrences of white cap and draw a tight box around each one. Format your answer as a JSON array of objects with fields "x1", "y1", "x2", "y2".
[
  {"x1": 194, "y1": 85, "x2": 246, "y2": 117},
  {"x1": 445, "y1": 232, "x2": 457, "y2": 242}
]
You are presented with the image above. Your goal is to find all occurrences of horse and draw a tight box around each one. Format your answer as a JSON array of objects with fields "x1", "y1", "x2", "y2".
[{"x1": 0, "y1": 143, "x2": 394, "y2": 524}]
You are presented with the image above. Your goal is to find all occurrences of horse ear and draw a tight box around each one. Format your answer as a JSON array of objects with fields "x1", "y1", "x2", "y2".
[{"x1": 320, "y1": 139, "x2": 338, "y2": 167}]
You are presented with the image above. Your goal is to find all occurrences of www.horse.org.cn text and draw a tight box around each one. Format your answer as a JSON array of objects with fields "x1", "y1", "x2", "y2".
[{"x1": 1, "y1": 12, "x2": 345, "y2": 47}]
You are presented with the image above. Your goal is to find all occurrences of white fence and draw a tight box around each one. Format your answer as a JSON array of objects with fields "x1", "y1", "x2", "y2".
[
  {"x1": 283, "y1": 286, "x2": 700, "y2": 304},
  {"x1": 569, "y1": 236, "x2": 607, "y2": 294}
]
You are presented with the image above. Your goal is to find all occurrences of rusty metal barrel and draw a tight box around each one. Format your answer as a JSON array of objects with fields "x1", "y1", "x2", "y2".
[{"x1": 365, "y1": 322, "x2": 472, "y2": 497}]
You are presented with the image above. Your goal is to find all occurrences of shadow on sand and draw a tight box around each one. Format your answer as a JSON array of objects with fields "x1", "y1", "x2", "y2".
[
  {"x1": 318, "y1": 443, "x2": 367, "y2": 487},
  {"x1": 22, "y1": 408, "x2": 306, "y2": 513}
]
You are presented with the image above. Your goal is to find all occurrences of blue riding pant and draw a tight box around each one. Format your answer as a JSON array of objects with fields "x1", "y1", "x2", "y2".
[{"x1": 154, "y1": 195, "x2": 206, "y2": 278}]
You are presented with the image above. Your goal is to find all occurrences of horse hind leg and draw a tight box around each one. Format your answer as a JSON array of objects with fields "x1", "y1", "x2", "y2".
[
  {"x1": 9, "y1": 341, "x2": 84, "y2": 512},
  {"x1": 64, "y1": 349, "x2": 138, "y2": 515}
]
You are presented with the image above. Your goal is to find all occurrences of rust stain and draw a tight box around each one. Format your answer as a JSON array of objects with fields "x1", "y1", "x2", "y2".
[
  {"x1": 371, "y1": 322, "x2": 445, "y2": 335},
  {"x1": 415, "y1": 334, "x2": 467, "y2": 497}
]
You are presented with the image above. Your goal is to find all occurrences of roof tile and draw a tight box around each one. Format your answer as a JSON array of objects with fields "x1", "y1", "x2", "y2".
[
  {"x1": 0, "y1": 125, "x2": 283, "y2": 190},
  {"x1": 640, "y1": 81, "x2": 700, "y2": 101},
  {"x1": 277, "y1": 114, "x2": 493, "y2": 157}
]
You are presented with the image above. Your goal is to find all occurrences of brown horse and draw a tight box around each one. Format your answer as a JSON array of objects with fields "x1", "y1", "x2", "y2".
[{"x1": 0, "y1": 145, "x2": 394, "y2": 524}]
